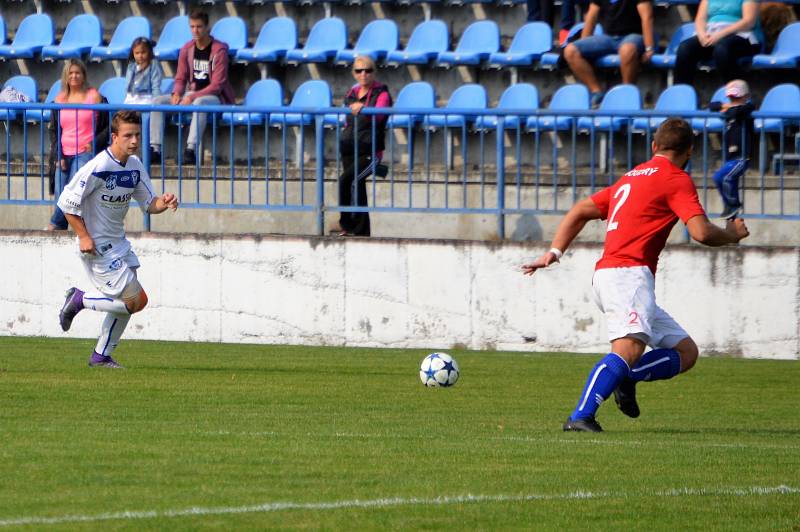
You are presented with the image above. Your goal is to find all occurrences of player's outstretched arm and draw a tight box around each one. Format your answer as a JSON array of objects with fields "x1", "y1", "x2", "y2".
[
  {"x1": 522, "y1": 198, "x2": 603, "y2": 275},
  {"x1": 148, "y1": 193, "x2": 179, "y2": 215},
  {"x1": 686, "y1": 215, "x2": 749, "y2": 246}
]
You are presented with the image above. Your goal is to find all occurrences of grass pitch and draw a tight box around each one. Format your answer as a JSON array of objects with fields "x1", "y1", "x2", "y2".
[{"x1": 0, "y1": 337, "x2": 798, "y2": 530}]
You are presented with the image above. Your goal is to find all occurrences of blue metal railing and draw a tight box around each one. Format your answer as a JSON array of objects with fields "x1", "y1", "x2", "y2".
[{"x1": 1, "y1": 101, "x2": 798, "y2": 238}]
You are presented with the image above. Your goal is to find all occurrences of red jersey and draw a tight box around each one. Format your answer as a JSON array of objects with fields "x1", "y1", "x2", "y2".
[{"x1": 590, "y1": 155, "x2": 706, "y2": 275}]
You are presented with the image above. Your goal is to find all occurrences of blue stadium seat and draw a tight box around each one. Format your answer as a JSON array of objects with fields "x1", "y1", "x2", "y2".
[
  {"x1": 437, "y1": 21, "x2": 499, "y2": 67},
  {"x1": 0, "y1": 14, "x2": 54, "y2": 59},
  {"x1": 25, "y1": 80, "x2": 61, "y2": 123},
  {"x1": 527, "y1": 84, "x2": 590, "y2": 131},
  {"x1": 426, "y1": 84, "x2": 487, "y2": 128},
  {"x1": 335, "y1": 19, "x2": 399, "y2": 64},
  {"x1": 754, "y1": 83, "x2": 800, "y2": 133},
  {"x1": 0, "y1": 76, "x2": 37, "y2": 122},
  {"x1": 270, "y1": 80, "x2": 335, "y2": 127},
  {"x1": 98, "y1": 77, "x2": 127, "y2": 105},
  {"x1": 539, "y1": 23, "x2": 602, "y2": 69},
  {"x1": 488, "y1": 22, "x2": 551, "y2": 67},
  {"x1": 651, "y1": 23, "x2": 695, "y2": 69},
  {"x1": 221, "y1": 79, "x2": 283, "y2": 126},
  {"x1": 385, "y1": 20, "x2": 448, "y2": 65},
  {"x1": 387, "y1": 81, "x2": 436, "y2": 130},
  {"x1": 89, "y1": 16, "x2": 151, "y2": 62},
  {"x1": 154, "y1": 16, "x2": 191, "y2": 61},
  {"x1": 578, "y1": 84, "x2": 641, "y2": 132},
  {"x1": 751, "y1": 22, "x2": 800, "y2": 69},
  {"x1": 235, "y1": 17, "x2": 296, "y2": 63},
  {"x1": 476, "y1": 83, "x2": 539, "y2": 130},
  {"x1": 285, "y1": 18, "x2": 347, "y2": 64},
  {"x1": 41, "y1": 14, "x2": 102, "y2": 61},
  {"x1": 691, "y1": 85, "x2": 727, "y2": 133},
  {"x1": 0, "y1": 16, "x2": 6, "y2": 46},
  {"x1": 160, "y1": 78, "x2": 174, "y2": 95},
  {"x1": 211, "y1": 16, "x2": 248, "y2": 57},
  {"x1": 632, "y1": 84, "x2": 697, "y2": 132}
]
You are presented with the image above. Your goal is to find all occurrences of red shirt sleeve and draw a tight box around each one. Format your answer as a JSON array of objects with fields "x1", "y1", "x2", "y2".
[
  {"x1": 590, "y1": 187, "x2": 612, "y2": 220},
  {"x1": 667, "y1": 171, "x2": 707, "y2": 223}
]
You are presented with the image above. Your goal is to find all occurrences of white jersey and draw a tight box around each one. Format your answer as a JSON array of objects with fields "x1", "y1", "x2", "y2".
[{"x1": 57, "y1": 149, "x2": 156, "y2": 242}]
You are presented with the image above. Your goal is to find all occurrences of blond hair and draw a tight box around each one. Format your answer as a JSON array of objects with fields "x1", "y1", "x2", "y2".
[{"x1": 59, "y1": 59, "x2": 89, "y2": 98}]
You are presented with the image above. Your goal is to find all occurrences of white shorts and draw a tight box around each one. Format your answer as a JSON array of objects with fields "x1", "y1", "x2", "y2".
[
  {"x1": 79, "y1": 238, "x2": 140, "y2": 298},
  {"x1": 591, "y1": 266, "x2": 688, "y2": 349}
]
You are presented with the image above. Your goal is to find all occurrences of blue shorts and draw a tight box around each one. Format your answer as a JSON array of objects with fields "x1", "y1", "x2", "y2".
[{"x1": 572, "y1": 34, "x2": 645, "y2": 60}]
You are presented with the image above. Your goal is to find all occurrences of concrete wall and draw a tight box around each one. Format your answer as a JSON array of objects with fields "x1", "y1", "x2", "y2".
[{"x1": 1, "y1": 230, "x2": 797, "y2": 359}]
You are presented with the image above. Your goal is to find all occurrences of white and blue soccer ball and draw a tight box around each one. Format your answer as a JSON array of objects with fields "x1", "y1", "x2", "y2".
[{"x1": 419, "y1": 352, "x2": 460, "y2": 388}]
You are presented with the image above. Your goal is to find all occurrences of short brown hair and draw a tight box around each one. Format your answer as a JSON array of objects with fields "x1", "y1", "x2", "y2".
[
  {"x1": 189, "y1": 10, "x2": 209, "y2": 26},
  {"x1": 653, "y1": 117, "x2": 693, "y2": 155},
  {"x1": 111, "y1": 111, "x2": 142, "y2": 135}
]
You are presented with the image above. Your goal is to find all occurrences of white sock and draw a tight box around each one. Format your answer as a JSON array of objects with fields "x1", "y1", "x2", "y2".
[
  {"x1": 83, "y1": 291, "x2": 129, "y2": 314},
  {"x1": 94, "y1": 312, "x2": 130, "y2": 357}
]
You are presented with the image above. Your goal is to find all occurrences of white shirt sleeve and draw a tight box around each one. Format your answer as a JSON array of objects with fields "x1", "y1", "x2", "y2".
[
  {"x1": 132, "y1": 159, "x2": 156, "y2": 213},
  {"x1": 56, "y1": 160, "x2": 100, "y2": 217}
]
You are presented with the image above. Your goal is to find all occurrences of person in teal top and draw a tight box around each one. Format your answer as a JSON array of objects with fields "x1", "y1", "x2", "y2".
[{"x1": 674, "y1": 0, "x2": 762, "y2": 85}]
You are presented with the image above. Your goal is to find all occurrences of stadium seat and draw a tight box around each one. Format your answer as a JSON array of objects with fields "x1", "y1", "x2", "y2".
[
  {"x1": 270, "y1": 80, "x2": 336, "y2": 127},
  {"x1": 235, "y1": 17, "x2": 297, "y2": 64},
  {"x1": 526, "y1": 84, "x2": 590, "y2": 131},
  {"x1": 385, "y1": 20, "x2": 448, "y2": 65},
  {"x1": 285, "y1": 18, "x2": 347, "y2": 64},
  {"x1": 154, "y1": 16, "x2": 191, "y2": 61},
  {"x1": 436, "y1": 21, "x2": 500, "y2": 67},
  {"x1": 387, "y1": 81, "x2": 435, "y2": 130},
  {"x1": 335, "y1": 19, "x2": 399, "y2": 64},
  {"x1": 476, "y1": 83, "x2": 539, "y2": 130},
  {"x1": 98, "y1": 77, "x2": 127, "y2": 105},
  {"x1": 0, "y1": 14, "x2": 54, "y2": 59},
  {"x1": 25, "y1": 80, "x2": 61, "y2": 123},
  {"x1": 754, "y1": 83, "x2": 800, "y2": 133},
  {"x1": 751, "y1": 22, "x2": 800, "y2": 69},
  {"x1": 211, "y1": 17, "x2": 248, "y2": 57},
  {"x1": 426, "y1": 84, "x2": 487, "y2": 129},
  {"x1": 632, "y1": 84, "x2": 697, "y2": 132},
  {"x1": 595, "y1": 31, "x2": 659, "y2": 69},
  {"x1": 160, "y1": 78, "x2": 174, "y2": 95},
  {"x1": 41, "y1": 14, "x2": 102, "y2": 61},
  {"x1": 89, "y1": 16, "x2": 151, "y2": 62},
  {"x1": 651, "y1": 23, "x2": 695, "y2": 69},
  {"x1": 0, "y1": 16, "x2": 6, "y2": 46},
  {"x1": 539, "y1": 23, "x2": 603, "y2": 69},
  {"x1": 220, "y1": 79, "x2": 283, "y2": 126},
  {"x1": 577, "y1": 84, "x2": 641, "y2": 132},
  {"x1": 691, "y1": 85, "x2": 727, "y2": 133},
  {"x1": 0, "y1": 76, "x2": 37, "y2": 122},
  {"x1": 488, "y1": 22, "x2": 552, "y2": 67}
]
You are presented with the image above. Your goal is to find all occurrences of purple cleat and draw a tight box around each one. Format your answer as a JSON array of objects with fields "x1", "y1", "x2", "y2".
[
  {"x1": 88, "y1": 352, "x2": 124, "y2": 369},
  {"x1": 59, "y1": 287, "x2": 85, "y2": 332}
]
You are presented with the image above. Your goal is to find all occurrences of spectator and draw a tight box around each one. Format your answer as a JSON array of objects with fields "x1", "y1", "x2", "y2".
[
  {"x1": 337, "y1": 56, "x2": 392, "y2": 237},
  {"x1": 124, "y1": 37, "x2": 163, "y2": 105},
  {"x1": 148, "y1": 10, "x2": 234, "y2": 164},
  {"x1": 46, "y1": 59, "x2": 107, "y2": 231},
  {"x1": 527, "y1": 0, "x2": 590, "y2": 45},
  {"x1": 563, "y1": 0, "x2": 655, "y2": 107},
  {"x1": 674, "y1": 0, "x2": 763, "y2": 86}
]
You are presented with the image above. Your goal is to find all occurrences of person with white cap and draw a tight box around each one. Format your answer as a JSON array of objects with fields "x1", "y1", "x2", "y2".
[{"x1": 708, "y1": 79, "x2": 754, "y2": 219}]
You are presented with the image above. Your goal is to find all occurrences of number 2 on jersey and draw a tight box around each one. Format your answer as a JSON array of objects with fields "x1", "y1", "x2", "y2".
[{"x1": 607, "y1": 183, "x2": 631, "y2": 232}]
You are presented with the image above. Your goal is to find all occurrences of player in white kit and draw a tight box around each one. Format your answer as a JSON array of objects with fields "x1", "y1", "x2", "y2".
[{"x1": 57, "y1": 111, "x2": 178, "y2": 368}]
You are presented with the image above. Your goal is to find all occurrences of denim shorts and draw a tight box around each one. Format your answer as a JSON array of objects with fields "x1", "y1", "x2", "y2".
[{"x1": 572, "y1": 34, "x2": 645, "y2": 60}]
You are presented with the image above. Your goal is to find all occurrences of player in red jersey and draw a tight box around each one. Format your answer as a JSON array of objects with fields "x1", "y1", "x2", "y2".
[{"x1": 522, "y1": 118, "x2": 749, "y2": 432}]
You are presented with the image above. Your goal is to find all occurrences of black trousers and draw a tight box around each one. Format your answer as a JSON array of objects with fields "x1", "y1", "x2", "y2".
[
  {"x1": 674, "y1": 34, "x2": 760, "y2": 85},
  {"x1": 338, "y1": 144, "x2": 373, "y2": 236}
]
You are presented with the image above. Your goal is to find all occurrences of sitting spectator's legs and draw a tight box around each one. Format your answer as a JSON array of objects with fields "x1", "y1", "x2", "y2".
[
  {"x1": 565, "y1": 35, "x2": 617, "y2": 95},
  {"x1": 617, "y1": 34, "x2": 645, "y2": 84},
  {"x1": 148, "y1": 94, "x2": 173, "y2": 151},
  {"x1": 711, "y1": 34, "x2": 760, "y2": 82},
  {"x1": 186, "y1": 94, "x2": 221, "y2": 152},
  {"x1": 674, "y1": 36, "x2": 713, "y2": 85}
]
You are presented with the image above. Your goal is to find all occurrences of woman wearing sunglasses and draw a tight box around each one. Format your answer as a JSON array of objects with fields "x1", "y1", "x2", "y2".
[{"x1": 337, "y1": 56, "x2": 392, "y2": 237}]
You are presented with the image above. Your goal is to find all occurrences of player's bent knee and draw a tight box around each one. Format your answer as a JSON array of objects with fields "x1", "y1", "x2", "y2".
[
  {"x1": 121, "y1": 280, "x2": 148, "y2": 313},
  {"x1": 675, "y1": 337, "x2": 699, "y2": 373}
]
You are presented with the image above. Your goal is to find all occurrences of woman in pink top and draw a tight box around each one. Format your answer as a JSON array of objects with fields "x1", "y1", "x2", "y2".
[{"x1": 47, "y1": 59, "x2": 108, "y2": 231}]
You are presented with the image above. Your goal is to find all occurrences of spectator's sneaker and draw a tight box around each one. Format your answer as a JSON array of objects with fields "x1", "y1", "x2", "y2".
[
  {"x1": 590, "y1": 91, "x2": 605, "y2": 109},
  {"x1": 149, "y1": 147, "x2": 161, "y2": 164},
  {"x1": 88, "y1": 352, "x2": 124, "y2": 369},
  {"x1": 563, "y1": 415, "x2": 603, "y2": 432},
  {"x1": 559, "y1": 28, "x2": 570, "y2": 46},
  {"x1": 719, "y1": 205, "x2": 742, "y2": 220},
  {"x1": 59, "y1": 287, "x2": 84, "y2": 332},
  {"x1": 613, "y1": 378, "x2": 640, "y2": 418},
  {"x1": 183, "y1": 148, "x2": 197, "y2": 165}
]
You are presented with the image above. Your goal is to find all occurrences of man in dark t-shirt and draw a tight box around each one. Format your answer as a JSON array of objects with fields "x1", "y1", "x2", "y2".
[{"x1": 564, "y1": 0, "x2": 655, "y2": 107}]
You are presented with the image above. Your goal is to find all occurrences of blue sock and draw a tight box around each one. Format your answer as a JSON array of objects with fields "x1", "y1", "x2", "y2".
[
  {"x1": 570, "y1": 353, "x2": 629, "y2": 421},
  {"x1": 629, "y1": 348, "x2": 681, "y2": 382}
]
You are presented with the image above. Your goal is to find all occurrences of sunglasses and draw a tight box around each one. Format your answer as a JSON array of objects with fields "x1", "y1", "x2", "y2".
[{"x1": 353, "y1": 68, "x2": 374, "y2": 74}]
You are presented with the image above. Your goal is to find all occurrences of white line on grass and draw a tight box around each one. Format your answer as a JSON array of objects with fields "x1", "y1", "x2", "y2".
[{"x1": 0, "y1": 486, "x2": 797, "y2": 527}]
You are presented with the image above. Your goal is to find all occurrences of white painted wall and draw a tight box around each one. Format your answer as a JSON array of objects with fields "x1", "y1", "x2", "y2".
[{"x1": 1, "y1": 232, "x2": 797, "y2": 359}]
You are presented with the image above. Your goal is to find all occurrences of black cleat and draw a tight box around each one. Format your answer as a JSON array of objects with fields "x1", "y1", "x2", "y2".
[
  {"x1": 563, "y1": 415, "x2": 603, "y2": 432},
  {"x1": 614, "y1": 378, "x2": 640, "y2": 418}
]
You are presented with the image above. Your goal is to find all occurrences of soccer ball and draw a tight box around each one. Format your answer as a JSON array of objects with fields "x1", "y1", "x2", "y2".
[{"x1": 419, "y1": 352, "x2": 460, "y2": 387}]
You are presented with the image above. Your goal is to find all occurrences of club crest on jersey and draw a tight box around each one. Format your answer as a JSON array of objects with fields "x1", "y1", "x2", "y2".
[
  {"x1": 108, "y1": 259, "x2": 123, "y2": 271},
  {"x1": 105, "y1": 174, "x2": 118, "y2": 190}
]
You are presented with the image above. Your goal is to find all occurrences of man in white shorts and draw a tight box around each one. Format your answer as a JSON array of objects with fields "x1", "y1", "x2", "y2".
[
  {"x1": 57, "y1": 110, "x2": 179, "y2": 368},
  {"x1": 522, "y1": 118, "x2": 749, "y2": 432}
]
